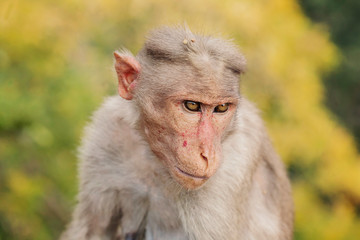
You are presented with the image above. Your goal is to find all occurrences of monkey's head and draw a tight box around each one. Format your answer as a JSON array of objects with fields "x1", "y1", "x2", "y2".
[{"x1": 114, "y1": 26, "x2": 246, "y2": 190}]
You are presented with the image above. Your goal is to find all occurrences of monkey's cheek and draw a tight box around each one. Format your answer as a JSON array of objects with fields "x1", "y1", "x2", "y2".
[{"x1": 171, "y1": 167, "x2": 208, "y2": 190}]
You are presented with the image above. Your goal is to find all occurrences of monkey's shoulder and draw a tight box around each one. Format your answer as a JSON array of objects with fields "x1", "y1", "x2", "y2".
[
  {"x1": 92, "y1": 96, "x2": 139, "y2": 127},
  {"x1": 78, "y1": 96, "x2": 151, "y2": 179}
]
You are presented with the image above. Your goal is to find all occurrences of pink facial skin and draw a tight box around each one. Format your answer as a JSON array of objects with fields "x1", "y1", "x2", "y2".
[{"x1": 146, "y1": 94, "x2": 238, "y2": 189}]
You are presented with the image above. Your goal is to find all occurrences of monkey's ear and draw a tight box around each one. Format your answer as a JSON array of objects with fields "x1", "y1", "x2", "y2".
[{"x1": 114, "y1": 51, "x2": 140, "y2": 100}]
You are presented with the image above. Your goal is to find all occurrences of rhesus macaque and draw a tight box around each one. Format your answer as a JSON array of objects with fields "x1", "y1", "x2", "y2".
[{"x1": 61, "y1": 26, "x2": 293, "y2": 240}]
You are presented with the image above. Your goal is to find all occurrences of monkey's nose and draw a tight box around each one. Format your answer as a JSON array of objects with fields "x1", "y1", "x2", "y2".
[{"x1": 200, "y1": 152, "x2": 208, "y2": 161}]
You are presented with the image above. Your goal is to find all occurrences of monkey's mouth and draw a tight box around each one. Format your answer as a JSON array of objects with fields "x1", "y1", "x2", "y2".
[{"x1": 175, "y1": 167, "x2": 209, "y2": 180}]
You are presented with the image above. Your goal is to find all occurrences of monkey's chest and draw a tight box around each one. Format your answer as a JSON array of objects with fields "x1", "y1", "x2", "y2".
[{"x1": 143, "y1": 191, "x2": 188, "y2": 240}]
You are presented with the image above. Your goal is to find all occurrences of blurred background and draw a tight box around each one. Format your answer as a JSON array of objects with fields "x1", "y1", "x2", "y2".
[{"x1": 0, "y1": 0, "x2": 359, "y2": 239}]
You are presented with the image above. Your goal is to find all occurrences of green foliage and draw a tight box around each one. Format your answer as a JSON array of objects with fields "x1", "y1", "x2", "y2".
[{"x1": 0, "y1": 0, "x2": 359, "y2": 239}]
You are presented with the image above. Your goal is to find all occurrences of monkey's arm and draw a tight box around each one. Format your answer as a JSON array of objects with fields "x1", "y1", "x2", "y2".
[
  {"x1": 60, "y1": 187, "x2": 148, "y2": 240},
  {"x1": 249, "y1": 137, "x2": 294, "y2": 240},
  {"x1": 60, "y1": 97, "x2": 150, "y2": 240},
  {"x1": 60, "y1": 186, "x2": 122, "y2": 239}
]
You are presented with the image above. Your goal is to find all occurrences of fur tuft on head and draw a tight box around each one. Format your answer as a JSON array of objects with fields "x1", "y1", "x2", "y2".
[{"x1": 141, "y1": 25, "x2": 246, "y2": 75}]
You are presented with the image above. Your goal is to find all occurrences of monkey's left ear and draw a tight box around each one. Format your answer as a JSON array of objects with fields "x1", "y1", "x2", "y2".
[{"x1": 114, "y1": 51, "x2": 140, "y2": 100}]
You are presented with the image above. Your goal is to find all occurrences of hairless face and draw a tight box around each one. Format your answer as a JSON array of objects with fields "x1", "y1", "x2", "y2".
[{"x1": 141, "y1": 90, "x2": 239, "y2": 189}]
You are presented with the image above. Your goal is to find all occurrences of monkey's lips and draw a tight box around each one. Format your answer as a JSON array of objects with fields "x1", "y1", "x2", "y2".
[{"x1": 175, "y1": 167, "x2": 209, "y2": 180}]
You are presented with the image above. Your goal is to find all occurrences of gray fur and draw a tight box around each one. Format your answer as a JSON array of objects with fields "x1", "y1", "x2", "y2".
[{"x1": 61, "y1": 26, "x2": 293, "y2": 240}]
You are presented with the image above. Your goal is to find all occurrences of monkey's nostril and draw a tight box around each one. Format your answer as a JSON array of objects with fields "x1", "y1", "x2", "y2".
[{"x1": 201, "y1": 153, "x2": 208, "y2": 162}]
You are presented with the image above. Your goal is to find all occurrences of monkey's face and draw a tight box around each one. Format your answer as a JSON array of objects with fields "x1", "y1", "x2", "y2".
[
  {"x1": 142, "y1": 93, "x2": 238, "y2": 190},
  {"x1": 114, "y1": 30, "x2": 244, "y2": 190}
]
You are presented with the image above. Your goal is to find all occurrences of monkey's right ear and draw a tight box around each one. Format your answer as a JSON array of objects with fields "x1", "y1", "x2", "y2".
[{"x1": 114, "y1": 51, "x2": 141, "y2": 100}]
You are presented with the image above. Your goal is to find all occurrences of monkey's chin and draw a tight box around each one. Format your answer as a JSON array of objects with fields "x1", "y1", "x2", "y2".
[{"x1": 173, "y1": 167, "x2": 209, "y2": 190}]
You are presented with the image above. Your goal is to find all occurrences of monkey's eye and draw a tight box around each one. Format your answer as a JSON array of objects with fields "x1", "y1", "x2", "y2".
[
  {"x1": 184, "y1": 101, "x2": 201, "y2": 112},
  {"x1": 214, "y1": 103, "x2": 229, "y2": 113}
]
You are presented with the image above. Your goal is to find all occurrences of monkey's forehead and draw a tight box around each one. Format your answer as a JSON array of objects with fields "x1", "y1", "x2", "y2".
[
  {"x1": 139, "y1": 26, "x2": 246, "y2": 75},
  {"x1": 136, "y1": 59, "x2": 240, "y2": 101}
]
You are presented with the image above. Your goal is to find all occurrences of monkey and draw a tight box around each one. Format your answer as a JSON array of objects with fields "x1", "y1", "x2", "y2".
[{"x1": 60, "y1": 26, "x2": 293, "y2": 240}]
